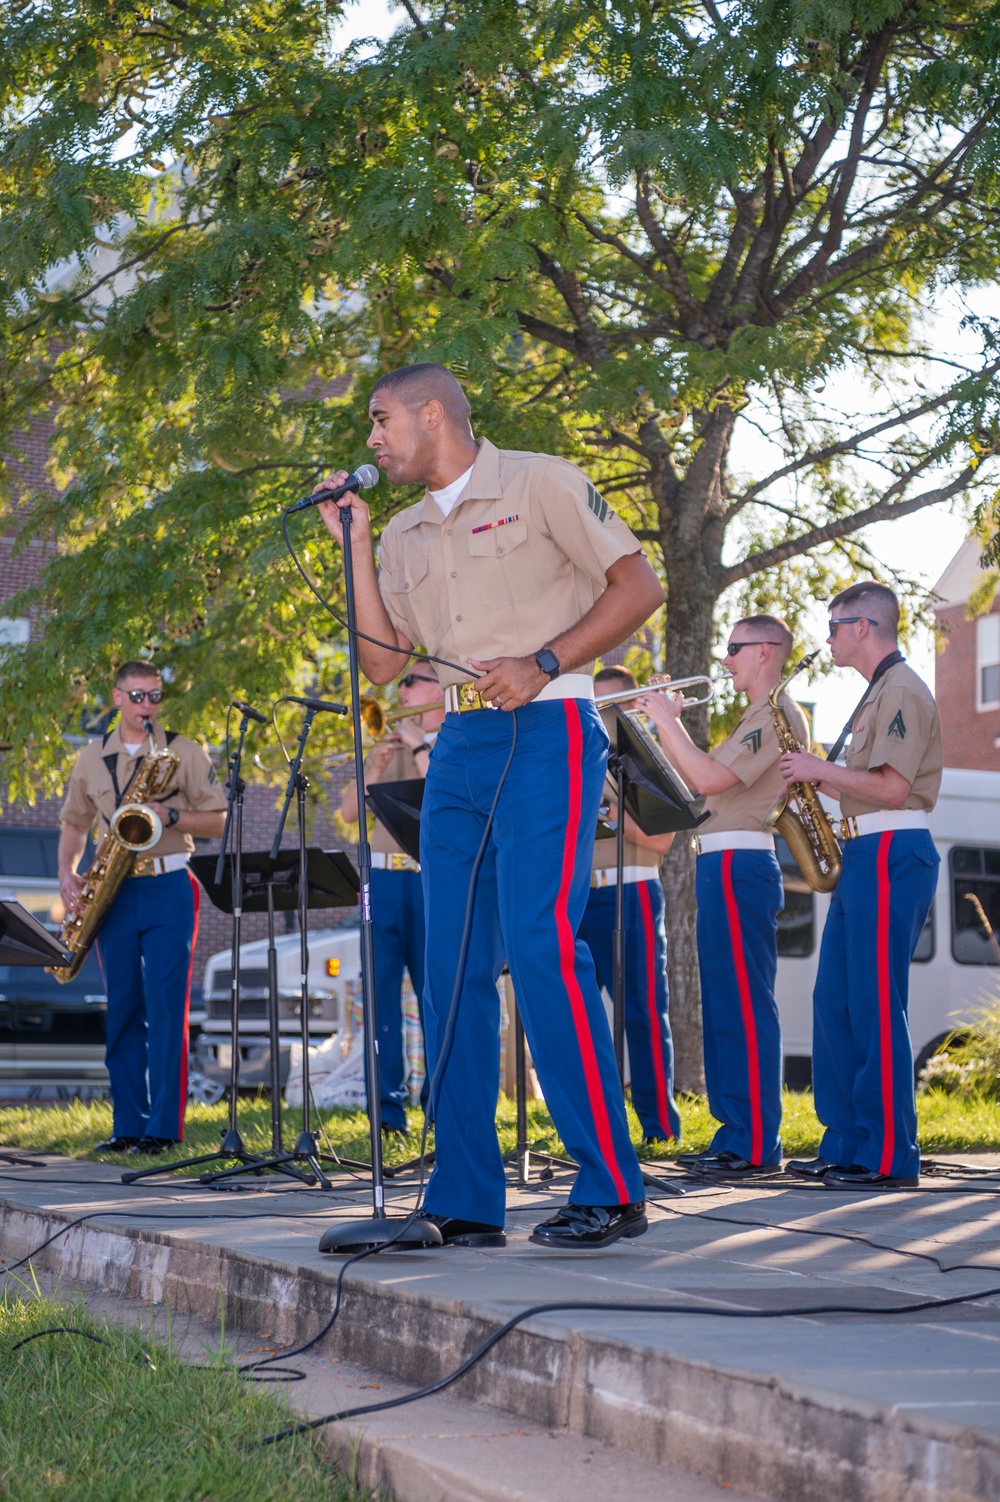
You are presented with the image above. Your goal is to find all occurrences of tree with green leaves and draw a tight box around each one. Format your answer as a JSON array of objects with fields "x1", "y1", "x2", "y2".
[{"x1": 3, "y1": 0, "x2": 1000, "y2": 1084}]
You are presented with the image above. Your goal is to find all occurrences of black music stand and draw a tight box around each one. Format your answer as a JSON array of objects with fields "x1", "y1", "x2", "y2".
[
  {"x1": 607, "y1": 707, "x2": 703, "y2": 1198},
  {"x1": 0, "y1": 901, "x2": 71, "y2": 967},
  {"x1": 362, "y1": 778, "x2": 435, "y2": 1180},
  {"x1": 123, "y1": 849, "x2": 360, "y2": 1186},
  {"x1": 0, "y1": 904, "x2": 70, "y2": 1165},
  {"x1": 365, "y1": 779, "x2": 423, "y2": 863}
]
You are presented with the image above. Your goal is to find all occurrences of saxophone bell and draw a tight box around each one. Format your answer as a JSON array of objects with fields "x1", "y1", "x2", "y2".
[{"x1": 762, "y1": 652, "x2": 842, "y2": 894}]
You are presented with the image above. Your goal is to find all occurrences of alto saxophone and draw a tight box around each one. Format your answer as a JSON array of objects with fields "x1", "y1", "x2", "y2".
[
  {"x1": 761, "y1": 651, "x2": 842, "y2": 894},
  {"x1": 48, "y1": 726, "x2": 180, "y2": 982}
]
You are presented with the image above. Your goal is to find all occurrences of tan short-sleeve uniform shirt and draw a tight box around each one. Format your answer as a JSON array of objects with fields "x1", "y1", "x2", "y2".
[
  {"x1": 703, "y1": 692, "x2": 810, "y2": 834},
  {"x1": 377, "y1": 439, "x2": 643, "y2": 685},
  {"x1": 348, "y1": 744, "x2": 424, "y2": 858},
  {"x1": 60, "y1": 724, "x2": 227, "y2": 858},
  {"x1": 840, "y1": 661, "x2": 942, "y2": 818}
]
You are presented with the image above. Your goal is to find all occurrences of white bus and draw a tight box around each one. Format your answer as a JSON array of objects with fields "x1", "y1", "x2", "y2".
[{"x1": 197, "y1": 768, "x2": 1000, "y2": 1090}]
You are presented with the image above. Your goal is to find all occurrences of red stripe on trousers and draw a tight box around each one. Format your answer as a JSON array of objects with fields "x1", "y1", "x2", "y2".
[
  {"x1": 720, "y1": 851, "x2": 763, "y2": 1165},
  {"x1": 876, "y1": 833, "x2": 895, "y2": 1176},
  {"x1": 177, "y1": 871, "x2": 201, "y2": 1140},
  {"x1": 637, "y1": 880, "x2": 673, "y2": 1138},
  {"x1": 555, "y1": 701, "x2": 629, "y2": 1204}
]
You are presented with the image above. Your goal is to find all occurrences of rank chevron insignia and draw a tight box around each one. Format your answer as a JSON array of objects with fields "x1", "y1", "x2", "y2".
[
  {"x1": 740, "y1": 728, "x2": 763, "y2": 754},
  {"x1": 887, "y1": 710, "x2": 907, "y2": 740},
  {"x1": 585, "y1": 482, "x2": 610, "y2": 523}
]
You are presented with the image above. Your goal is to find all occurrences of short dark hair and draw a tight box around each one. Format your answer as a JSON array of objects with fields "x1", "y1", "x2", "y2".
[
  {"x1": 369, "y1": 363, "x2": 472, "y2": 430},
  {"x1": 733, "y1": 614, "x2": 793, "y2": 659},
  {"x1": 829, "y1": 582, "x2": 900, "y2": 636},
  {"x1": 595, "y1": 666, "x2": 638, "y2": 689},
  {"x1": 116, "y1": 659, "x2": 161, "y2": 685}
]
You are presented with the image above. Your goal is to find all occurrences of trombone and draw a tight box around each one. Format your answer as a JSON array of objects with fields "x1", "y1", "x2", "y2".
[{"x1": 594, "y1": 675, "x2": 714, "y2": 711}]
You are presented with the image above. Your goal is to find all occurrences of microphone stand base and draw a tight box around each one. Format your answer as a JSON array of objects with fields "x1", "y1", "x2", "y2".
[{"x1": 318, "y1": 1215, "x2": 444, "y2": 1254}]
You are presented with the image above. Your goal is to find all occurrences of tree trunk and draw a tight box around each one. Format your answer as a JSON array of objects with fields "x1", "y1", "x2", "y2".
[
  {"x1": 657, "y1": 502, "x2": 722, "y2": 1095},
  {"x1": 660, "y1": 837, "x2": 704, "y2": 1094}
]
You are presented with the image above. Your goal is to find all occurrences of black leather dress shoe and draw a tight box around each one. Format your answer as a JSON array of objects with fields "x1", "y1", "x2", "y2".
[
  {"x1": 529, "y1": 1202, "x2": 648, "y2": 1249},
  {"x1": 690, "y1": 1151, "x2": 780, "y2": 1178},
  {"x1": 129, "y1": 1136, "x2": 177, "y2": 1156},
  {"x1": 784, "y1": 1156, "x2": 840, "y2": 1180},
  {"x1": 422, "y1": 1215, "x2": 506, "y2": 1247},
  {"x1": 93, "y1": 1136, "x2": 139, "y2": 1154},
  {"x1": 381, "y1": 1125, "x2": 408, "y2": 1139},
  {"x1": 823, "y1": 1164, "x2": 919, "y2": 1190}
]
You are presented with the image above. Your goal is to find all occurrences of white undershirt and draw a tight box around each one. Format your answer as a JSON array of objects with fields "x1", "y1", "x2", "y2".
[
  {"x1": 122, "y1": 741, "x2": 144, "y2": 756},
  {"x1": 428, "y1": 465, "x2": 474, "y2": 518}
]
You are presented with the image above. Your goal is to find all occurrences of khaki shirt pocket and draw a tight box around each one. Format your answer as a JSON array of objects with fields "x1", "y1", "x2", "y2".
[
  {"x1": 399, "y1": 550, "x2": 443, "y2": 645},
  {"x1": 466, "y1": 522, "x2": 532, "y2": 604}
]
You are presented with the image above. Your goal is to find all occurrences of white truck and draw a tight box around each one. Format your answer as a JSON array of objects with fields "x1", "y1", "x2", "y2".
[{"x1": 196, "y1": 767, "x2": 1000, "y2": 1091}]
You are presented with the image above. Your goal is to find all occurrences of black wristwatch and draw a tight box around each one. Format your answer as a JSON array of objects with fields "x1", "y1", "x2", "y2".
[
  {"x1": 167, "y1": 806, "x2": 181, "y2": 827},
  {"x1": 534, "y1": 648, "x2": 561, "y2": 681}
]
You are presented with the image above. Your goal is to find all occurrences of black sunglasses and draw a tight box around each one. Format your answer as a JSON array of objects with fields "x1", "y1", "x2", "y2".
[
  {"x1": 725, "y1": 641, "x2": 786, "y2": 656},
  {"x1": 828, "y1": 616, "x2": 880, "y2": 634},
  {"x1": 400, "y1": 673, "x2": 439, "y2": 688},
  {"x1": 125, "y1": 688, "x2": 164, "y2": 704}
]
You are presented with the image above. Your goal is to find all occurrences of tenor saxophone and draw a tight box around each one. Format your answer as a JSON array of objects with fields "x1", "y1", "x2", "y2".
[
  {"x1": 761, "y1": 651, "x2": 842, "y2": 893},
  {"x1": 48, "y1": 728, "x2": 180, "y2": 982}
]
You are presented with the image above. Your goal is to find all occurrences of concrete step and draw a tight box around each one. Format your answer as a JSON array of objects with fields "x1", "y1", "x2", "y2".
[
  {"x1": 2, "y1": 1166, "x2": 1000, "y2": 1502},
  {"x1": 7, "y1": 1275, "x2": 772, "y2": 1502}
]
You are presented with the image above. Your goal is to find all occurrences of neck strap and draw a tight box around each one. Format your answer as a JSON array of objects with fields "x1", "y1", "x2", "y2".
[{"x1": 826, "y1": 650, "x2": 904, "y2": 764}]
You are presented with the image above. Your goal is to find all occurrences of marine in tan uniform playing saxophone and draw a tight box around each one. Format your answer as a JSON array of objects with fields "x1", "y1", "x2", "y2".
[{"x1": 640, "y1": 616, "x2": 809, "y2": 1176}]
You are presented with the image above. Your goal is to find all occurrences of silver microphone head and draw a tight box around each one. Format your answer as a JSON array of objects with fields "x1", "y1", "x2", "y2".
[{"x1": 355, "y1": 463, "x2": 380, "y2": 490}]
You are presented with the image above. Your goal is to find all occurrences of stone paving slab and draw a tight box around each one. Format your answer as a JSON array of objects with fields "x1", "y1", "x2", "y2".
[{"x1": 2, "y1": 1152, "x2": 1000, "y2": 1501}]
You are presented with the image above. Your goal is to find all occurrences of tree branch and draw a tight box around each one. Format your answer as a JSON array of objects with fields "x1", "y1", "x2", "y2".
[
  {"x1": 718, "y1": 463, "x2": 990, "y2": 588},
  {"x1": 725, "y1": 361, "x2": 1000, "y2": 519}
]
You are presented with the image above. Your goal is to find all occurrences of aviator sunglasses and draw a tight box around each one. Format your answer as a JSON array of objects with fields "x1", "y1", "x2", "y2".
[{"x1": 124, "y1": 688, "x2": 164, "y2": 704}]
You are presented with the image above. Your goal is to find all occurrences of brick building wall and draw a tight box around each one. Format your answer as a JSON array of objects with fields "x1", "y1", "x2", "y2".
[{"x1": 934, "y1": 600, "x2": 1000, "y2": 771}]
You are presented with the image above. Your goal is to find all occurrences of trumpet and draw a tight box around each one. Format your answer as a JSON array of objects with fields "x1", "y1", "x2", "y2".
[
  {"x1": 356, "y1": 694, "x2": 444, "y2": 743},
  {"x1": 594, "y1": 675, "x2": 714, "y2": 711}
]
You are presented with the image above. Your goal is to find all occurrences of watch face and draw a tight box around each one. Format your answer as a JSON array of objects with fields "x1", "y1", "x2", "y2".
[{"x1": 536, "y1": 649, "x2": 560, "y2": 678}]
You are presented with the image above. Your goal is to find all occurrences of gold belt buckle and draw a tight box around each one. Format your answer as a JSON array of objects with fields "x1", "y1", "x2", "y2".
[
  {"x1": 131, "y1": 857, "x2": 153, "y2": 878},
  {"x1": 445, "y1": 683, "x2": 498, "y2": 713},
  {"x1": 839, "y1": 816, "x2": 859, "y2": 841}
]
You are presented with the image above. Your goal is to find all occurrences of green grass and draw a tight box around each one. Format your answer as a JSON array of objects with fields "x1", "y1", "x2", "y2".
[
  {"x1": 2, "y1": 1086, "x2": 998, "y2": 1165},
  {"x1": 0, "y1": 1292, "x2": 366, "y2": 1502}
]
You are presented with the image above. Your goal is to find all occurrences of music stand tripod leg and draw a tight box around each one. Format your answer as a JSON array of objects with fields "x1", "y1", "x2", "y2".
[
  {"x1": 201, "y1": 875, "x2": 316, "y2": 1186},
  {"x1": 501, "y1": 992, "x2": 576, "y2": 1187}
]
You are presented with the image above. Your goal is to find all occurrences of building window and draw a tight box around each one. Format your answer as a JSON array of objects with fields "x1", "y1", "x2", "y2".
[
  {"x1": 0, "y1": 617, "x2": 29, "y2": 646},
  {"x1": 776, "y1": 836, "x2": 815, "y2": 957},
  {"x1": 977, "y1": 614, "x2": 1000, "y2": 712},
  {"x1": 950, "y1": 846, "x2": 1000, "y2": 965}
]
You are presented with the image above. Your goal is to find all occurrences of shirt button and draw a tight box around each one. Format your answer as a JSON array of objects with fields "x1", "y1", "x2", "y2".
[
  {"x1": 446, "y1": 528, "x2": 453, "y2": 536},
  {"x1": 497, "y1": 547, "x2": 503, "y2": 555},
  {"x1": 450, "y1": 571, "x2": 457, "y2": 579},
  {"x1": 456, "y1": 615, "x2": 463, "y2": 621}
]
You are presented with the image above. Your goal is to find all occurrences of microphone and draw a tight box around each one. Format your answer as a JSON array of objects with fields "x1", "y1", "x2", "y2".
[
  {"x1": 285, "y1": 464, "x2": 380, "y2": 514},
  {"x1": 286, "y1": 695, "x2": 349, "y2": 715},
  {"x1": 232, "y1": 698, "x2": 268, "y2": 725}
]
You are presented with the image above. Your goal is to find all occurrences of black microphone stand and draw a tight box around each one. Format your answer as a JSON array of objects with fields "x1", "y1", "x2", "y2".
[
  {"x1": 319, "y1": 496, "x2": 441, "y2": 1252},
  {"x1": 123, "y1": 706, "x2": 281, "y2": 1186}
]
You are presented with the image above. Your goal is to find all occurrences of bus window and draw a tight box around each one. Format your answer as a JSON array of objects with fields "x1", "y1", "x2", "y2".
[
  {"x1": 912, "y1": 905, "x2": 934, "y2": 963},
  {"x1": 775, "y1": 836, "x2": 815, "y2": 958},
  {"x1": 950, "y1": 846, "x2": 1000, "y2": 965}
]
